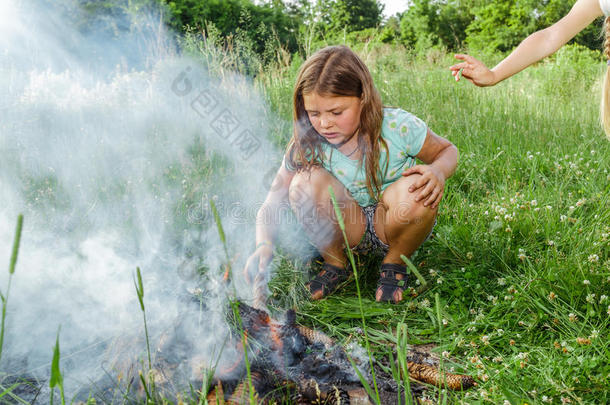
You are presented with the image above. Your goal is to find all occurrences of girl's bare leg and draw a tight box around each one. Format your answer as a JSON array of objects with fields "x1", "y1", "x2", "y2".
[
  {"x1": 288, "y1": 166, "x2": 366, "y2": 269},
  {"x1": 373, "y1": 174, "x2": 437, "y2": 301}
]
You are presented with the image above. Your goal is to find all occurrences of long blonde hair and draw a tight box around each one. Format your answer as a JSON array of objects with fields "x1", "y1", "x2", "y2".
[
  {"x1": 601, "y1": 17, "x2": 610, "y2": 138},
  {"x1": 285, "y1": 45, "x2": 389, "y2": 202}
]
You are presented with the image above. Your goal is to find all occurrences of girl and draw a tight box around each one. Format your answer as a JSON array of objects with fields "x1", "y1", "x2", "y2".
[
  {"x1": 245, "y1": 45, "x2": 458, "y2": 304},
  {"x1": 450, "y1": 0, "x2": 610, "y2": 137}
]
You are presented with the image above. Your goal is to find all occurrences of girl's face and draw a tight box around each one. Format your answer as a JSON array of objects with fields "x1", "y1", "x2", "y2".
[{"x1": 303, "y1": 93, "x2": 362, "y2": 146}]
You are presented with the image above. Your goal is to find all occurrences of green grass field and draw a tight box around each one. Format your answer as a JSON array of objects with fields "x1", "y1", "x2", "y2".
[
  {"x1": 2, "y1": 41, "x2": 608, "y2": 404},
  {"x1": 256, "y1": 43, "x2": 610, "y2": 404}
]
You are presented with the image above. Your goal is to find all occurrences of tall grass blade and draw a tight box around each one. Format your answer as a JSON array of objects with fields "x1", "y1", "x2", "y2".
[
  {"x1": 230, "y1": 301, "x2": 256, "y2": 405},
  {"x1": 210, "y1": 198, "x2": 232, "y2": 284},
  {"x1": 435, "y1": 293, "x2": 446, "y2": 405},
  {"x1": 328, "y1": 185, "x2": 381, "y2": 404},
  {"x1": 134, "y1": 267, "x2": 152, "y2": 371},
  {"x1": 396, "y1": 322, "x2": 412, "y2": 405},
  {"x1": 400, "y1": 254, "x2": 427, "y2": 288},
  {"x1": 8, "y1": 214, "x2": 23, "y2": 275},
  {"x1": 49, "y1": 327, "x2": 65, "y2": 405},
  {"x1": 0, "y1": 214, "x2": 23, "y2": 367}
]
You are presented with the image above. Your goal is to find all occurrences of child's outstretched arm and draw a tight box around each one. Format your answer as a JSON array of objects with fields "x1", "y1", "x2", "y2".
[
  {"x1": 243, "y1": 161, "x2": 294, "y2": 285},
  {"x1": 450, "y1": 0, "x2": 603, "y2": 86},
  {"x1": 402, "y1": 128, "x2": 458, "y2": 209}
]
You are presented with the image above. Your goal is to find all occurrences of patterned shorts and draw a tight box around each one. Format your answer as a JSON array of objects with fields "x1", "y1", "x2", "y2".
[
  {"x1": 352, "y1": 204, "x2": 390, "y2": 256},
  {"x1": 351, "y1": 203, "x2": 436, "y2": 256}
]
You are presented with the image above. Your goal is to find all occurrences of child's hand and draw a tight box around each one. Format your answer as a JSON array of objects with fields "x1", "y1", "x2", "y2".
[
  {"x1": 450, "y1": 54, "x2": 497, "y2": 87},
  {"x1": 402, "y1": 165, "x2": 446, "y2": 209},
  {"x1": 243, "y1": 244, "x2": 273, "y2": 308},
  {"x1": 243, "y1": 244, "x2": 273, "y2": 285}
]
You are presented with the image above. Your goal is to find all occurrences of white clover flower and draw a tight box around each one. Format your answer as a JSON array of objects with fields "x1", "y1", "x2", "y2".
[
  {"x1": 547, "y1": 240, "x2": 555, "y2": 246},
  {"x1": 586, "y1": 293, "x2": 596, "y2": 303},
  {"x1": 496, "y1": 328, "x2": 504, "y2": 336},
  {"x1": 516, "y1": 352, "x2": 528, "y2": 360},
  {"x1": 530, "y1": 199, "x2": 537, "y2": 206},
  {"x1": 590, "y1": 329, "x2": 599, "y2": 339},
  {"x1": 600, "y1": 295, "x2": 608, "y2": 303},
  {"x1": 583, "y1": 279, "x2": 590, "y2": 285},
  {"x1": 545, "y1": 205, "x2": 552, "y2": 210},
  {"x1": 588, "y1": 254, "x2": 599, "y2": 263},
  {"x1": 560, "y1": 215, "x2": 567, "y2": 222},
  {"x1": 576, "y1": 198, "x2": 586, "y2": 207},
  {"x1": 497, "y1": 277, "x2": 506, "y2": 286},
  {"x1": 429, "y1": 268, "x2": 438, "y2": 277}
]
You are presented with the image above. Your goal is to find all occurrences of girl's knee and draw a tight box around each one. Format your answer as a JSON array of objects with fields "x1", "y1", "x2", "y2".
[
  {"x1": 288, "y1": 167, "x2": 334, "y2": 205},
  {"x1": 383, "y1": 175, "x2": 437, "y2": 223}
]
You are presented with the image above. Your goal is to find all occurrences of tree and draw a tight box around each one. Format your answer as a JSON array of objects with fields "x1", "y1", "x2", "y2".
[
  {"x1": 399, "y1": 0, "x2": 475, "y2": 51},
  {"x1": 465, "y1": 0, "x2": 603, "y2": 53}
]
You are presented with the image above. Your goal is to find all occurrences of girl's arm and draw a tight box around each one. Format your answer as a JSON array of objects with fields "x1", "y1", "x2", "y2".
[
  {"x1": 243, "y1": 160, "x2": 295, "y2": 285},
  {"x1": 255, "y1": 161, "x2": 295, "y2": 247},
  {"x1": 402, "y1": 128, "x2": 458, "y2": 209},
  {"x1": 450, "y1": 0, "x2": 603, "y2": 86}
]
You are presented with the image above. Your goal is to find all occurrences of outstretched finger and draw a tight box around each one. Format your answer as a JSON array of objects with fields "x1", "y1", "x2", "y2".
[
  {"x1": 449, "y1": 61, "x2": 467, "y2": 72},
  {"x1": 454, "y1": 53, "x2": 477, "y2": 64}
]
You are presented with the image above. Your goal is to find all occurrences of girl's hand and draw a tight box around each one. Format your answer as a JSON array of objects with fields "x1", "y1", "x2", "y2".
[
  {"x1": 243, "y1": 244, "x2": 273, "y2": 286},
  {"x1": 450, "y1": 54, "x2": 497, "y2": 87},
  {"x1": 402, "y1": 165, "x2": 446, "y2": 209}
]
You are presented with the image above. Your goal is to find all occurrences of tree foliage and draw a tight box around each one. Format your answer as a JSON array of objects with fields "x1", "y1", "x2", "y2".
[
  {"x1": 73, "y1": 0, "x2": 605, "y2": 67},
  {"x1": 465, "y1": 0, "x2": 603, "y2": 52},
  {"x1": 399, "y1": 0, "x2": 475, "y2": 51}
]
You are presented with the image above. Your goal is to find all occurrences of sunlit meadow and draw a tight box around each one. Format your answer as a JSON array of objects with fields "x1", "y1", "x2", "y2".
[
  {"x1": 2, "y1": 20, "x2": 608, "y2": 402},
  {"x1": 256, "y1": 43, "x2": 609, "y2": 404}
]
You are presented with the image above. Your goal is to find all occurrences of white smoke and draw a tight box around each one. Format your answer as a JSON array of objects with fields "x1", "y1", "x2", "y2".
[{"x1": 0, "y1": 0, "x2": 299, "y2": 400}]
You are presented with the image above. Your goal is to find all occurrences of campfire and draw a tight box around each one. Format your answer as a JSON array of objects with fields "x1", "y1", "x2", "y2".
[
  {"x1": 98, "y1": 298, "x2": 475, "y2": 404},
  {"x1": 205, "y1": 302, "x2": 475, "y2": 404}
]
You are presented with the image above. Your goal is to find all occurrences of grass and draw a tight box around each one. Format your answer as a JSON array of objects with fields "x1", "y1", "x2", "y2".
[
  {"x1": 3, "y1": 40, "x2": 609, "y2": 403},
  {"x1": 260, "y1": 43, "x2": 609, "y2": 404}
]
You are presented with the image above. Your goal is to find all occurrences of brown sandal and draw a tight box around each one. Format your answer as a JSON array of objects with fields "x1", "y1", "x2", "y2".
[
  {"x1": 376, "y1": 263, "x2": 408, "y2": 303},
  {"x1": 307, "y1": 262, "x2": 350, "y2": 300}
]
